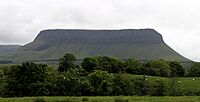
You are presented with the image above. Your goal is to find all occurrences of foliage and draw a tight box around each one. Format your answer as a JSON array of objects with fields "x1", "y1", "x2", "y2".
[
  {"x1": 124, "y1": 59, "x2": 142, "y2": 74},
  {"x1": 112, "y1": 74, "x2": 135, "y2": 95},
  {"x1": 132, "y1": 76, "x2": 152, "y2": 96},
  {"x1": 145, "y1": 60, "x2": 171, "y2": 77},
  {"x1": 169, "y1": 78, "x2": 182, "y2": 96},
  {"x1": 87, "y1": 70, "x2": 114, "y2": 96},
  {"x1": 81, "y1": 57, "x2": 99, "y2": 72},
  {"x1": 58, "y1": 53, "x2": 76, "y2": 72},
  {"x1": 0, "y1": 54, "x2": 198, "y2": 97},
  {"x1": 188, "y1": 63, "x2": 200, "y2": 77},
  {"x1": 95, "y1": 56, "x2": 125, "y2": 73},
  {"x1": 169, "y1": 61, "x2": 185, "y2": 77},
  {"x1": 151, "y1": 80, "x2": 166, "y2": 96},
  {"x1": 3, "y1": 62, "x2": 48, "y2": 97}
]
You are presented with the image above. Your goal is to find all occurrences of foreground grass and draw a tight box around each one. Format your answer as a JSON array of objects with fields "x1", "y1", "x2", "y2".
[{"x1": 0, "y1": 96, "x2": 200, "y2": 102}]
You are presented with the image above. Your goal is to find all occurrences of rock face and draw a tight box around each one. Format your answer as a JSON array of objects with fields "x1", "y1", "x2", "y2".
[{"x1": 9, "y1": 29, "x2": 190, "y2": 62}]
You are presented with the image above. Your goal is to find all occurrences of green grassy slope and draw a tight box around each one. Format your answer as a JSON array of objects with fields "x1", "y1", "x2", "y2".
[
  {"x1": 10, "y1": 43, "x2": 189, "y2": 63},
  {"x1": 127, "y1": 74, "x2": 200, "y2": 91}
]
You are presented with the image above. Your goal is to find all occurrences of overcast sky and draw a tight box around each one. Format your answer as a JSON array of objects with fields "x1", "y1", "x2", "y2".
[{"x1": 0, "y1": 0, "x2": 200, "y2": 61}]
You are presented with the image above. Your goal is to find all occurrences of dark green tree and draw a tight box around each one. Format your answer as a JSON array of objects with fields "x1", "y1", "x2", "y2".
[
  {"x1": 169, "y1": 61, "x2": 185, "y2": 77},
  {"x1": 4, "y1": 62, "x2": 48, "y2": 97},
  {"x1": 0, "y1": 69, "x2": 4, "y2": 96},
  {"x1": 81, "y1": 57, "x2": 99, "y2": 72},
  {"x1": 95, "y1": 56, "x2": 125, "y2": 73},
  {"x1": 188, "y1": 63, "x2": 200, "y2": 77},
  {"x1": 87, "y1": 70, "x2": 114, "y2": 95},
  {"x1": 112, "y1": 74, "x2": 135, "y2": 95},
  {"x1": 124, "y1": 59, "x2": 142, "y2": 74},
  {"x1": 133, "y1": 76, "x2": 152, "y2": 96},
  {"x1": 58, "y1": 53, "x2": 76, "y2": 72},
  {"x1": 145, "y1": 60, "x2": 171, "y2": 77}
]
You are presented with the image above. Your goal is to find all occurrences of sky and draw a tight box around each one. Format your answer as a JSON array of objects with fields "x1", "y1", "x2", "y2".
[{"x1": 0, "y1": 0, "x2": 200, "y2": 61}]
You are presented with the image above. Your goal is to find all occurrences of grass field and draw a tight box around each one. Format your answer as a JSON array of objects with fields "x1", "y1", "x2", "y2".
[
  {"x1": 0, "y1": 96, "x2": 200, "y2": 102},
  {"x1": 128, "y1": 74, "x2": 200, "y2": 91}
]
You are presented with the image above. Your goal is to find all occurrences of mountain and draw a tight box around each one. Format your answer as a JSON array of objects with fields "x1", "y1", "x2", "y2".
[
  {"x1": 7, "y1": 29, "x2": 190, "y2": 62},
  {"x1": 0, "y1": 45, "x2": 21, "y2": 57}
]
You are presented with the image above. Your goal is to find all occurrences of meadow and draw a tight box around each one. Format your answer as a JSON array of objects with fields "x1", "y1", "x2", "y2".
[{"x1": 130, "y1": 75, "x2": 200, "y2": 91}]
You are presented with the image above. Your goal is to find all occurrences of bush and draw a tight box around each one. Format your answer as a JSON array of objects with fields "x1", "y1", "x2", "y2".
[
  {"x1": 151, "y1": 80, "x2": 166, "y2": 96},
  {"x1": 133, "y1": 76, "x2": 152, "y2": 96},
  {"x1": 112, "y1": 74, "x2": 135, "y2": 95},
  {"x1": 87, "y1": 70, "x2": 114, "y2": 95}
]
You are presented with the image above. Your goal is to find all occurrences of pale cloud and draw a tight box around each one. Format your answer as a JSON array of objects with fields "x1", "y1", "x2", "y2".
[{"x1": 0, "y1": 0, "x2": 200, "y2": 61}]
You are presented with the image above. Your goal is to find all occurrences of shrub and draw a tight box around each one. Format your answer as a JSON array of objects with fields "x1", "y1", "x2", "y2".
[{"x1": 87, "y1": 70, "x2": 114, "y2": 95}]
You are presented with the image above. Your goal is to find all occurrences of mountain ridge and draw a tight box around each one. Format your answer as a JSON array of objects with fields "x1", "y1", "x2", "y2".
[{"x1": 5, "y1": 29, "x2": 191, "y2": 63}]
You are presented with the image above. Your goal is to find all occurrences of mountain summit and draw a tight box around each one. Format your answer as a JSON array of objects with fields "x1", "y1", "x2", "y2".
[{"x1": 8, "y1": 29, "x2": 190, "y2": 62}]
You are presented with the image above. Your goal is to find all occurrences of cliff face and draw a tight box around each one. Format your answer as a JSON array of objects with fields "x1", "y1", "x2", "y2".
[{"x1": 9, "y1": 29, "x2": 190, "y2": 62}]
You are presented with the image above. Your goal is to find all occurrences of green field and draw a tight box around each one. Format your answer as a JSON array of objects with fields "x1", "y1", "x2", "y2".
[
  {"x1": 123, "y1": 74, "x2": 200, "y2": 91},
  {"x1": 0, "y1": 96, "x2": 200, "y2": 102}
]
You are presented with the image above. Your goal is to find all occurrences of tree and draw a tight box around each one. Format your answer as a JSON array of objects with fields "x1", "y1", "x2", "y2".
[
  {"x1": 0, "y1": 69, "x2": 4, "y2": 96},
  {"x1": 58, "y1": 53, "x2": 76, "y2": 72},
  {"x1": 81, "y1": 57, "x2": 99, "y2": 72},
  {"x1": 4, "y1": 62, "x2": 48, "y2": 97},
  {"x1": 133, "y1": 76, "x2": 152, "y2": 96},
  {"x1": 145, "y1": 60, "x2": 171, "y2": 77},
  {"x1": 169, "y1": 61, "x2": 185, "y2": 77},
  {"x1": 124, "y1": 59, "x2": 142, "y2": 74},
  {"x1": 112, "y1": 74, "x2": 135, "y2": 95},
  {"x1": 95, "y1": 56, "x2": 125, "y2": 73},
  {"x1": 188, "y1": 63, "x2": 200, "y2": 77},
  {"x1": 87, "y1": 70, "x2": 114, "y2": 95}
]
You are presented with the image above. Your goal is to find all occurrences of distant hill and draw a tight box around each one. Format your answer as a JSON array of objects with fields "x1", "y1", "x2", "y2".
[
  {"x1": 0, "y1": 45, "x2": 20, "y2": 64},
  {"x1": 0, "y1": 45, "x2": 20, "y2": 56},
  {"x1": 6, "y1": 29, "x2": 190, "y2": 63}
]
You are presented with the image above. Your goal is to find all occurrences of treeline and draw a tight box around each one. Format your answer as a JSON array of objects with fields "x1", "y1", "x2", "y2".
[{"x1": 0, "y1": 53, "x2": 200, "y2": 97}]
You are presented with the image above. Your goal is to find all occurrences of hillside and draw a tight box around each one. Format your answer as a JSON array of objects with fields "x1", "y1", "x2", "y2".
[
  {"x1": 7, "y1": 29, "x2": 190, "y2": 62},
  {"x1": 0, "y1": 45, "x2": 20, "y2": 57}
]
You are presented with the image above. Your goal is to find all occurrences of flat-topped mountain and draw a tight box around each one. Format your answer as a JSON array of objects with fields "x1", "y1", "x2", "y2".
[
  {"x1": 7, "y1": 29, "x2": 190, "y2": 62},
  {"x1": 35, "y1": 29, "x2": 163, "y2": 44}
]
